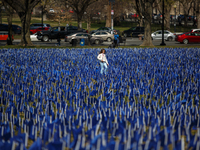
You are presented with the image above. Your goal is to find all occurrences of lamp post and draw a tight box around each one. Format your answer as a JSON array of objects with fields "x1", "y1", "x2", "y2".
[
  {"x1": 160, "y1": 0, "x2": 166, "y2": 46},
  {"x1": 174, "y1": 5, "x2": 177, "y2": 34},
  {"x1": 109, "y1": 0, "x2": 115, "y2": 34},
  {"x1": 42, "y1": 5, "x2": 44, "y2": 31}
]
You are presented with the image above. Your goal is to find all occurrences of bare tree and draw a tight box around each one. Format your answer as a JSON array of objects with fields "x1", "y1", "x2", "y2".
[
  {"x1": 104, "y1": 0, "x2": 133, "y2": 27},
  {"x1": 179, "y1": 0, "x2": 195, "y2": 26},
  {"x1": 156, "y1": 0, "x2": 175, "y2": 31},
  {"x1": 135, "y1": 0, "x2": 155, "y2": 46},
  {"x1": 64, "y1": 0, "x2": 98, "y2": 28},
  {"x1": 2, "y1": 0, "x2": 41, "y2": 46},
  {"x1": 48, "y1": 1, "x2": 71, "y2": 26}
]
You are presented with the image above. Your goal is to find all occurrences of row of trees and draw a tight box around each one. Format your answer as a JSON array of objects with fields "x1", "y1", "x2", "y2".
[{"x1": 1, "y1": 0, "x2": 200, "y2": 46}]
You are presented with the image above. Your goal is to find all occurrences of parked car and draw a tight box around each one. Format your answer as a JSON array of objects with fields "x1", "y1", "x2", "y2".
[
  {"x1": 65, "y1": 32, "x2": 103, "y2": 45},
  {"x1": 91, "y1": 31, "x2": 114, "y2": 42},
  {"x1": 175, "y1": 32, "x2": 200, "y2": 44},
  {"x1": 190, "y1": 29, "x2": 200, "y2": 33},
  {"x1": 152, "y1": 14, "x2": 157, "y2": 20},
  {"x1": 30, "y1": 27, "x2": 50, "y2": 35},
  {"x1": 49, "y1": 8, "x2": 55, "y2": 13},
  {"x1": 131, "y1": 14, "x2": 139, "y2": 18},
  {"x1": 151, "y1": 30, "x2": 175, "y2": 41},
  {"x1": 30, "y1": 23, "x2": 51, "y2": 30},
  {"x1": 177, "y1": 15, "x2": 196, "y2": 22},
  {"x1": 156, "y1": 14, "x2": 163, "y2": 20},
  {"x1": 128, "y1": 13, "x2": 139, "y2": 19},
  {"x1": 0, "y1": 31, "x2": 14, "y2": 41},
  {"x1": 30, "y1": 33, "x2": 39, "y2": 41},
  {"x1": 37, "y1": 26, "x2": 87, "y2": 42},
  {"x1": 170, "y1": 15, "x2": 178, "y2": 20},
  {"x1": 122, "y1": 27, "x2": 144, "y2": 37},
  {"x1": 90, "y1": 27, "x2": 120, "y2": 35},
  {"x1": 0, "y1": 24, "x2": 21, "y2": 34}
]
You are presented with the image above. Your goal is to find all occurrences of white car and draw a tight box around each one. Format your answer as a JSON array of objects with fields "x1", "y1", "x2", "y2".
[
  {"x1": 190, "y1": 29, "x2": 200, "y2": 33},
  {"x1": 30, "y1": 33, "x2": 39, "y2": 41},
  {"x1": 151, "y1": 30, "x2": 176, "y2": 41},
  {"x1": 49, "y1": 8, "x2": 55, "y2": 13}
]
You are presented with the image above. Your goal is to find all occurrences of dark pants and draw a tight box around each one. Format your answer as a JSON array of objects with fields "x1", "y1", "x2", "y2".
[
  {"x1": 57, "y1": 39, "x2": 61, "y2": 46},
  {"x1": 114, "y1": 40, "x2": 118, "y2": 47}
]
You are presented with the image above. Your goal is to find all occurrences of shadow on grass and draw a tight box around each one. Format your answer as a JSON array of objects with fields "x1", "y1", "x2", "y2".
[{"x1": 1, "y1": 44, "x2": 200, "y2": 49}]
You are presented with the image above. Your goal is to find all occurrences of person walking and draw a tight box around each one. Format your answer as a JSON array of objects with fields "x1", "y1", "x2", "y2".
[
  {"x1": 114, "y1": 32, "x2": 119, "y2": 47},
  {"x1": 97, "y1": 49, "x2": 109, "y2": 76}
]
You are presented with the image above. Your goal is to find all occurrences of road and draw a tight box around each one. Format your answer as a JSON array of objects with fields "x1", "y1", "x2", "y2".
[{"x1": 1, "y1": 37, "x2": 200, "y2": 47}]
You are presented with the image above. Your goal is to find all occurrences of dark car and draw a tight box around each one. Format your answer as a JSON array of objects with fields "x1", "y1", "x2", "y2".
[
  {"x1": 30, "y1": 23, "x2": 51, "y2": 30},
  {"x1": 65, "y1": 32, "x2": 103, "y2": 45},
  {"x1": 122, "y1": 27, "x2": 144, "y2": 37},
  {"x1": 0, "y1": 24, "x2": 21, "y2": 34},
  {"x1": 37, "y1": 26, "x2": 87, "y2": 42}
]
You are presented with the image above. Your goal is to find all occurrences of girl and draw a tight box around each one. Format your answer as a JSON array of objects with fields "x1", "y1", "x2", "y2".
[{"x1": 97, "y1": 49, "x2": 109, "y2": 75}]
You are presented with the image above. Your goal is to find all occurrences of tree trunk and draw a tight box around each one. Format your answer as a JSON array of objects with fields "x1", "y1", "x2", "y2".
[
  {"x1": 197, "y1": 3, "x2": 200, "y2": 28},
  {"x1": 105, "y1": 3, "x2": 111, "y2": 27},
  {"x1": 59, "y1": 15, "x2": 60, "y2": 26},
  {"x1": 19, "y1": 8, "x2": 33, "y2": 46},
  {"x1": 197, "y1": 12, "x2": 200, "y2": 28},
  {"x1": 140, "y1": 1, "x2": 154, "y2": 46},
  {"x1": 138, "y1": 18, "x2": 143, "y2": 27},
  {"x1": 77, "y1": 15, "x2": 82, "y2": 29},
  {"x1": 87, "y1": 14, "x2": 91, "y2": 33},
  {"x1": 164, "y1": 11, "x2": 171, "y2": 31},
  {"x1": 7, "y1": 11, "x2": 13, "y2": 45},
  {"x1": 184, "y1": 13, "x2": 188, "y2": 26},
  {"x1": 0, "y1": 8, "x2": 2, "y2": 24}
]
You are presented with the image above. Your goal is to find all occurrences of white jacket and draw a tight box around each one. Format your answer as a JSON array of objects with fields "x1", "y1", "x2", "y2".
[{"x1": 97, "y1": 53, "x2": 108, "y2": 64}]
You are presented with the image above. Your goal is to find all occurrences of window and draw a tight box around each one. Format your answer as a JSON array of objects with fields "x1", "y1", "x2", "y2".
[
  {"x1": 130, "y1": 27, "x2": 136, "y2": 30},
  {"x1": 52, "y1": 27, "x2": 58, "y2": 31},
  {"x1": 72, "y1": 26, "x2": 78, "y2": 30},
  {"x1": 186, "y1": 33, "x2": 195, "y2": 36},
  {"x1": 60, "y1": 27, "x2": 65, "y2": 31},
  {"x1": 36, "y1": 24, "x2": 42, "y2": 26},
  {"x1": 156, "y1": 31, "x2": 162, "y2": 34},
  {"x1": 101, "y1": 32, "x2": 107, "y2": 35},
  {"x1": 94, "y1": 32, "x2": 100, "y2": 35},
  {"x1": 136, "y1": 27, "x2": 140, "y2": 30},
  {"x1": 76, "y1": 34, "x2": 82, "y2": 36}
]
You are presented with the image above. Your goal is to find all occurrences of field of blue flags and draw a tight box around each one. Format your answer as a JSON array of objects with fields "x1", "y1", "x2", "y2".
[{"x1": 0, "y1": 48, "x2": 200, "y2": 150}]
